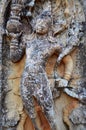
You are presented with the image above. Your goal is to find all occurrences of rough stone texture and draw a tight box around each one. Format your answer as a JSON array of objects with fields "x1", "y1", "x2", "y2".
[
  {"x1": 69, "y1": 105, "x2": 86, "y2": 125},
  {"x1": 0, "y1": 0, "x2": 86, "y2": 130}
]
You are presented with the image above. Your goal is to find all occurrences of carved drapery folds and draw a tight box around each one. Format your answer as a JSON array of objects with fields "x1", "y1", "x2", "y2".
[{"x1": 1, "y1": 0, "x2": 86, "y2": 130}]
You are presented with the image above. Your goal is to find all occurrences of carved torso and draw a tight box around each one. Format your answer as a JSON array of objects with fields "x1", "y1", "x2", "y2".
[
  {"x1": 25, "y1": 36, "x2": 60, "y2": 65},
  {"x1": 21, "y1": 33, "x2": 60, "y2": 130}
]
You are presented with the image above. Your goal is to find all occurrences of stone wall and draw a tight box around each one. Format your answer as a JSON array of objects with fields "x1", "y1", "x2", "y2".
[{"x1": 0, "y1": 0, "x2": 86, "y2": 130}]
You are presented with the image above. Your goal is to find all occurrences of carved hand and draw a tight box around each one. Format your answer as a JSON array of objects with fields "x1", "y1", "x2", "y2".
[{"x1": 55, "y1": 78, "x2": 68, "y2": 88}]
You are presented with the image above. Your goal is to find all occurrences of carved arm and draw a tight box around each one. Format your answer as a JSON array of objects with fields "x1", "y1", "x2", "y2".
[
  {"x1": 57, "y1": 21, "x2": 83, "y2": 63},
  {"x1": 62, "y1": 55, "x2": 73, "y2": 81},
  {"x1": 57, "y1": 45, "x2": 74, "y2": 64},
  {"x1": 55, "y1": 54, "x2": 73, "y2": 88}
]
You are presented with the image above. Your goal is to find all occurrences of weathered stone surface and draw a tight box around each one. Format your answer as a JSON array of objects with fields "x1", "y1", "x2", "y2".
[
  {"x1": 0, "y1": 0, "x2": 86, "y2": 130},
  {"x1": 69, "y1": 105, "x2": 86, "y2": 124}
]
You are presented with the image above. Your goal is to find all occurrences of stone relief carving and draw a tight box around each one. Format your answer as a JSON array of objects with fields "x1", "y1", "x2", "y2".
[{"x1": 1, "y1": 0, "x2": 86, "y2": 130}]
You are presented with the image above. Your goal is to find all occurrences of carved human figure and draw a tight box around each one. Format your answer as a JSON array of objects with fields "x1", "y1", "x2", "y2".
[
  {"x1": 5, "y1": 0, "x2": 85, "y2": 130},
  {"x1": 20, "y1": 11, "x2": 61, "y2": 130}
]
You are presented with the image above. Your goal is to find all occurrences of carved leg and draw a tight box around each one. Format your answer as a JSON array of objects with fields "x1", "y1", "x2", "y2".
[
  {"x1": 35, "y1": 72, "x2": 58, "y2": 130},
  {"x1": 43, "y1": 108, "x2": 58, "y2": 130},
  {"x1": 21, "y1": 76, "x2": 40, "y2": 130},
  {"x1": 21, "y1": 95, "x2": 40, "y2": 130},
  {"x1": 37, "y1": 97, "x2": 58, "y2": 130},
  {"x1": 21, "y1": 96, "x2": 40, "y2": 130}
]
